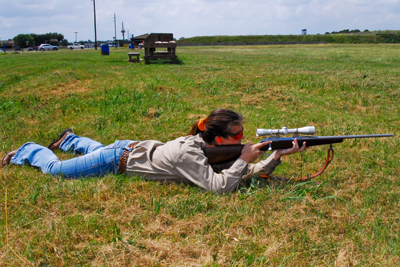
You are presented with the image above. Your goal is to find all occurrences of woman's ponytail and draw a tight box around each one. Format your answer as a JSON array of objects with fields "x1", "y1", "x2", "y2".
[{"x1": 187, "y1": 109, "x2": 243, "y2": 144}]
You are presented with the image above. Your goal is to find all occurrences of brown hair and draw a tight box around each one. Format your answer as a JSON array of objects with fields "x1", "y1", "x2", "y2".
[{"x1": 188, "y1": 109, "x2": 243, "y2": 144}]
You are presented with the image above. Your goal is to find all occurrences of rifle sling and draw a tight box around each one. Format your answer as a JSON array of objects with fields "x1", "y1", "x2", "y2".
[{"x1": 260, "y1": 145, "x2": 334, "y2": 181}]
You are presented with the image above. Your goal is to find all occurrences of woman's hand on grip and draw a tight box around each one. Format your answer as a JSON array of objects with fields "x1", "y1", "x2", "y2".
[
  {"x1": 274, "y1": 138, "x2": 306, "y2": 161},
  {"x1": 240, "y1": 141, "x2": 270, "y2": 163}
]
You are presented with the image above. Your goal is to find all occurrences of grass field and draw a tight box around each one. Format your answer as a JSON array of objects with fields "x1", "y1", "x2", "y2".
[{"x1": 0, "y1": 44, "x2": 399, "y2": 266}]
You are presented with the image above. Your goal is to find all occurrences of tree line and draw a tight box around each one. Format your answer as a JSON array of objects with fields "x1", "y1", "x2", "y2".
[
  {"x1": 12, "y1": 33, "x2": 65, "y2": 48},
  {"x1": 325, "y1": 29, "x2": 367, "y2": 34},
  {"x1": 178, "y1": 30, "x2": 400, "y2": 44}
]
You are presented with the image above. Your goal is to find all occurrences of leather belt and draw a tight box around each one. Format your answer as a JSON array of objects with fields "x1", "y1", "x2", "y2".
[{"x1": 119, "y1": 142, "x2": 139, "y2": 174}]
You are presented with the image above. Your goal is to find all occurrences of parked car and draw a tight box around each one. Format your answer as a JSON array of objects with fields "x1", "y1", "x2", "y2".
[
  {"x1": 68, "y1": 43, "x2": 85, "y2": 50},
  {"x1": 38, "y1": 44, "x2": 59, "y2": 51},
  {"x1": 14, "y1": 46, "x2": 21, "y2": 51},
  {"x1": 28, "y1": 47, "x2": 34, "y2": 51}
]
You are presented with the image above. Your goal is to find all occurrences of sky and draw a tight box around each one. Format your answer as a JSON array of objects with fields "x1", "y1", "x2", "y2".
[{"x1": 1, "y1": 0, "x2": 400, "y2": 42}]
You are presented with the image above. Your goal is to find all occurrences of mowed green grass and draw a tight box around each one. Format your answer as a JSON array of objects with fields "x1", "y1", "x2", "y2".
[{"x1": 0, "y1": 44, "x2": 399, "y2": 266}]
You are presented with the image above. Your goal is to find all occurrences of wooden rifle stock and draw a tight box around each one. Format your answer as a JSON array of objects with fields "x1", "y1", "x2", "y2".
[
  {"x1": 203, "y1": 134, "x2": 393, "y2": 165},
  {"x1": 203, "y1": 145, "x2": 244, "y2": 165}
]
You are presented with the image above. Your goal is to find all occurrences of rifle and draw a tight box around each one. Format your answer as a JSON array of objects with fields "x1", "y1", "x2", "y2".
[{"x1": 203, "y1": 126, "x2": 393, "y2": 179}]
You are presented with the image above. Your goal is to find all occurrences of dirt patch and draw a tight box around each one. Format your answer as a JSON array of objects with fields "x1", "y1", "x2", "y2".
[{"x1": 48, "y1": 80, "x2": 93, "y2": 97}]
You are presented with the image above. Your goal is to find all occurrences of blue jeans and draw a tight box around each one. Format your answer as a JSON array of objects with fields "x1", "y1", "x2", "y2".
[{"x1": 10, "y1": 133, "x2": 138, "y2": 179}]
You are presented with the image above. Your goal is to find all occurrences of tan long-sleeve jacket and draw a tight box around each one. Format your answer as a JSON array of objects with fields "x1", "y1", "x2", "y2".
[{"x1": 125, "y1": 134, "x2": 280, "y2": 194}]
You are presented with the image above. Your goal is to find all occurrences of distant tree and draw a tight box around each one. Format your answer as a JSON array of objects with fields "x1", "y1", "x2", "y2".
[
  {"x1": 60, "y1": 39, "x2": 69, "y2": 46},
  {"x1": 13, "y1": 34, "x2": 34, "y2": 47},
  {"x1": 364, "y1": 29, "x2": 369, "y2": 32},
  {"x1": 43, "y1": 32, "x2": 64, "y2": 42},
  {"x1": 30, "y1": 33, "x2": 46, "y2": 45},
  {"x1": 325, "y1": 32, "x2": 330, "y2": 35},
  {"x1": 376, "y1": 32, "x2": 400, "y2": 43},
  {"x1": 28, "y1": 32, "x2": 64, "y2": 46}
]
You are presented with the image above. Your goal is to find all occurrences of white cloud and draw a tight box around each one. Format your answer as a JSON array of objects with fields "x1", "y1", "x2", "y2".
[{"x1": 0, "y1": 0, "x2": 399, "y2": 42}]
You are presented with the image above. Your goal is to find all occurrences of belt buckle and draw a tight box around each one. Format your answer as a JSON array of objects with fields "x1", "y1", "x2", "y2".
[{"x1": 119, "y1": 142, "x2": 139, "y2": 174}]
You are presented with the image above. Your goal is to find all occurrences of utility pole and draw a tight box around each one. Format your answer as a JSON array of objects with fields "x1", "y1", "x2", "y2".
[
  {"x1": 114, "y1": 14, "x2": 117, "y2": 47},
  {"x1": 91, "y1": 0, "x2": 97, "y2": 50},
  {"x1": 74, "y1": 32, "x2": 78, "y2": 43}
]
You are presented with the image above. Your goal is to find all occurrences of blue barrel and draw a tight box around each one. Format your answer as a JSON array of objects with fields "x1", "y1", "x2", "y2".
[{"x1": 101, "y1": 44, "x2": 109, "y2": 55}]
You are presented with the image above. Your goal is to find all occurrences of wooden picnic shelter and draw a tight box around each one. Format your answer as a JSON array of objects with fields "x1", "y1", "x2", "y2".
[{"x1": 144, "y1": 33, "x2": 177, "y2": 64}]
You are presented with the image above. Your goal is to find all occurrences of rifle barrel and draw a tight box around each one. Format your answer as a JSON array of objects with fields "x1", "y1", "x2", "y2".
[{"x1": 260, "y1": 134, "x2": 393, "y2": 150}]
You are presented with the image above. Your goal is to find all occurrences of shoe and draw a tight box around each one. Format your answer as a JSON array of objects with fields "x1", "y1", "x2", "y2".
[
  {"x1": 47, "y1": 128, "x2": 73, "y2": 151},
  {"x1": 1, "y1": 149, "x2": 18, "y2": 167}
]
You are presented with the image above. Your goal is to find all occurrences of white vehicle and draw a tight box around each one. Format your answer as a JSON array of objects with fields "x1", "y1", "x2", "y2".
[
  {"x1": 38, "y1": 44, "x2": 59, "y2": 51},
  {"x1": 68, "y1": 43, "x2": 85, "y2": 50}
]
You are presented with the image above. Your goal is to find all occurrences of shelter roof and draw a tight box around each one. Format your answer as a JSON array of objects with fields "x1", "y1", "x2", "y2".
[{"x1": 134, "y1": 33, "x2": 149, "y2": 40}]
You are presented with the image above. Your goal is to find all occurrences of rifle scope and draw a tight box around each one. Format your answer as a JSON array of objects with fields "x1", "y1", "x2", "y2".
[{"x1": 256, "y1": 126, "x2": 315, "y2": 136}]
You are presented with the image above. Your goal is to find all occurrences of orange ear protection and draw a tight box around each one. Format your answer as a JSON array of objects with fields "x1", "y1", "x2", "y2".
[{"x1": 216, "y1": 137, "x2": 222, "y2": 145}]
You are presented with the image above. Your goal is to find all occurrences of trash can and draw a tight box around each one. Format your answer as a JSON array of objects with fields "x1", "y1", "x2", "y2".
[{"x1": 101, "y1": 44, "x2": 109, "y2": 55}]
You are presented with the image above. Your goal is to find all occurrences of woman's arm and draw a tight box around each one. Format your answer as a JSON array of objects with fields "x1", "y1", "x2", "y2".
[
  {"x1": 273, "y1": 138, "x2": 307, "y2": 160},
  {"x1": 243, "y1": 139, "x2": 307, "y2": 179},
  {"x1": 174, "y1": 147, "x2": 248, "y2": 194}
]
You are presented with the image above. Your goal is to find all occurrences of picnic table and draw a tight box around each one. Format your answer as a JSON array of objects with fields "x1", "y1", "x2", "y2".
[
  {"x1": 128, "y1": 52, "x2": 140, "y2": 63},
  {"x1": 143, "y1": 33, "x2": 177, "y2": 64}
]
